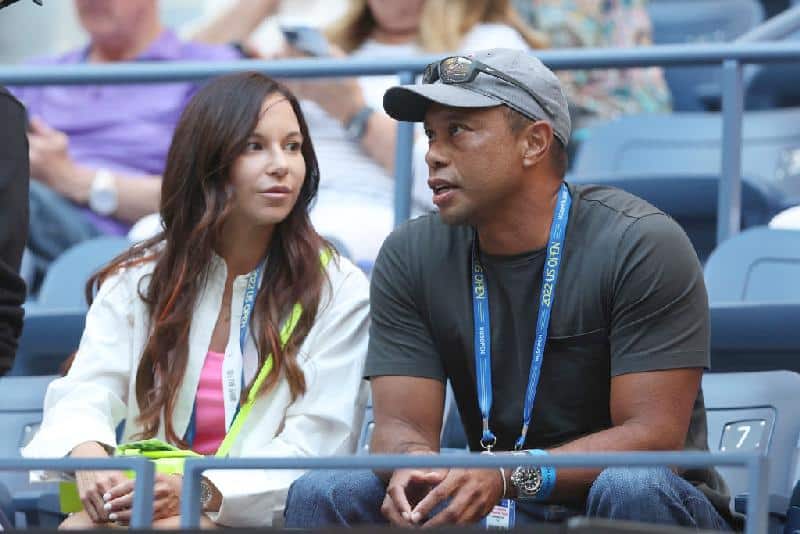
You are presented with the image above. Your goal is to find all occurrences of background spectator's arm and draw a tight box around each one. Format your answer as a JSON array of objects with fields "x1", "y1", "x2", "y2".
[
  {"x1": 27, "y1": 117, "x2": 160, "y2": 224},
  {"x1": 187, "y1": 0, "x2": 279, "y2": 46}
]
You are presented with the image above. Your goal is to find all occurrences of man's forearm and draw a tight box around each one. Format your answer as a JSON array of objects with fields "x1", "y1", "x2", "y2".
[
  {"x1": 508, "y1": 420, "x2": 680, "y2": 502},
  {"x1": 370, "y1": 421, "x2": 440, "y2": 483}
]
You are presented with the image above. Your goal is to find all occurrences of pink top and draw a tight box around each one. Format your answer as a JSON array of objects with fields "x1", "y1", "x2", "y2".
[{"x1": 192, "y1": 351, "x2": 227, "y2": 455}]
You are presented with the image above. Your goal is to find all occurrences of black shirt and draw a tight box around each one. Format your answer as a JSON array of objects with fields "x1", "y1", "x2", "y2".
[
  {"x1": 0, "y1": 87, "x2": 28, "y2": 376},
  {"x1": 365, "y1": 183, "x2": 729, "y2": 515}
]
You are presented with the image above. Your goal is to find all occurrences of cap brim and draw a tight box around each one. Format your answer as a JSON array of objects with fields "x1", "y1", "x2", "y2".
[{"x1": 383, "y1": 83, "x2": 501, "y2": 122}]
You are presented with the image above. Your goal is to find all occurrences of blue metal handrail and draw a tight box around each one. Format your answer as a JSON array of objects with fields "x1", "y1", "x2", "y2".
[
  {"x1": 181, "y1": 451, "x2": 766, "y2": 533},
  {"x1": 3, "y1": 41, "x2": 800, "y2": 242},
  {"x1": 0, "y1": 457, "x2": 155, "y2": 527}
]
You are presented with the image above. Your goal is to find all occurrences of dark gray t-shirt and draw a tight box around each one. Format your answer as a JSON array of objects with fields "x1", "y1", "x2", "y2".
[{"x1": 365, "y1": 183, "x2": 729, "y2": 516}]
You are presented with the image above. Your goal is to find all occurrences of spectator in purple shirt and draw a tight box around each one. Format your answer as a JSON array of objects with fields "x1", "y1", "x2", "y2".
[{"x1": 12, "y1": 0, "x2": 240, "y2": 271}]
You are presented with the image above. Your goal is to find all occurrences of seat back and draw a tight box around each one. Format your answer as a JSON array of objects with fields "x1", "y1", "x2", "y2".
[
  {"x1": 572, "y1": 109, "x2": 800, "y2": 206},
  {"x1": 710, "y1": 303, "x2": 800, "y2": 373},
  {"x1": 0, "y1": 375, "x2": 58, "y2": 525},
  {"x1": 648, "y1": 0, "x2": 763, "y2": 110},
  {"x1": 703, "y1": 371, "x2": 800, "y2": 511},
  {"x1": 35, "y1": 236, "x2": 130, "y2": 310},
  {"x1": 569, "y1": 174, "x2": 781, "y2": 261},
  {"x1": 11, "y1": 309, "x2": 86, "y2": 376},
  {"x1": 705, "y1": 227, "x2": 800, "y2": 302}
]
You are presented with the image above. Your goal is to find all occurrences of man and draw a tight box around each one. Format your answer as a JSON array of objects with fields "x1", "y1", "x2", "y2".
[
  {"x1": 284, "y1": 49, "x2": 731, "y2": 529},
  {"x1": 11, "y1": 0, "x2": 239, "y2": 268},
  {"x1": 0, "y1": 2, "x2": 33, "y2": 377}
]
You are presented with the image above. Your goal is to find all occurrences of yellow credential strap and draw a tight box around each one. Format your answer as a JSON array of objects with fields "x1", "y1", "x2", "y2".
[{"x1": 214, "y1": 248, "x2": 333, "y2": 457}]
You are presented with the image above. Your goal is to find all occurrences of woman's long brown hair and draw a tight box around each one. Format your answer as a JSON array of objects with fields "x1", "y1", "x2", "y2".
[{"x1": 86, "y1": 73, "x2": 329, "y2": 447}]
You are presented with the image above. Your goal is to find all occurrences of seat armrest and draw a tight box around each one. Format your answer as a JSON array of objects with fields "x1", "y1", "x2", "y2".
[{"x1": 734, "y1": 492, "x2": 789, "y2": 518}]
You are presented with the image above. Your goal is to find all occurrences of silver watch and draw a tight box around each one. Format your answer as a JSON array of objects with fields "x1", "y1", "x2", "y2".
[
  {"x1": 88, "y1": 168, "x2": 118, "y2": 216},
  {"x1": 510, "y1": 462, "x2": 543, "y2": 500},
  {"x1": 199, "y1": 478, "x2": 213, "y2": 509}
]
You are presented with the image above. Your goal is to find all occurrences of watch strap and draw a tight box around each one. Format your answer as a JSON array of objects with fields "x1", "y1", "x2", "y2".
[{"x1": 345, "y1": 105, "x2": 375, "y2": 142}]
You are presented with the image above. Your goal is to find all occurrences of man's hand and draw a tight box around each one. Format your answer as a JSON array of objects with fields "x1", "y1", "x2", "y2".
[
  {"x1": 381, "y1": 468, "x2": 448, "y2": 526},
  {"x1": 411, "y1": 467, "x2": 504, "y2": 528},
  {"x1": 27, "y1": 116, "x2": 91, "y2": 203}
]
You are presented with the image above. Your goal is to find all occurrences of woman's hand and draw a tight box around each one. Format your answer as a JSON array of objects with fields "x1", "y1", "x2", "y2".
[
  {"x1": 102, "y1": 473, "x2": 183, "y2": 525},
  {"x1": 70, "y1": 441, "x2": 128, "y2": 524}
]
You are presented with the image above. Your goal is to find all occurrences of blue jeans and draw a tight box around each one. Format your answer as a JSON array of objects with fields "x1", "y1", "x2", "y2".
[
  {"x1": 284, "y1": 467, "x2": 731, "y2": 530},
  {"x1": 27, "y1": 181, "x2": 100, "y2": 263}
]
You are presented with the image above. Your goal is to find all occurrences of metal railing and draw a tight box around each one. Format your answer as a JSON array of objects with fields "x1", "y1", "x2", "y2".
[
  {"x1": 0, "y1": 457, "x2": 155, "y2": 528},
  {"x1": 3, "y1": 41, "x2": 800, "y2": 243},
  {"x1": 0, "y1": 451, "x2": 768, "y2": 531},
  {"x1": 180, "y1": 451, "x2": 767, "y2": 533}
]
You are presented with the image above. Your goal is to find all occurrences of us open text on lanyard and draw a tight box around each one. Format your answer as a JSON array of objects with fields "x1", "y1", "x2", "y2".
[
  {"x1": 472, "y1": 183, "x2": 571, "y2": 451},
  {"x1": 185, "y1": 260, "x2": 266, "y2": 446}
]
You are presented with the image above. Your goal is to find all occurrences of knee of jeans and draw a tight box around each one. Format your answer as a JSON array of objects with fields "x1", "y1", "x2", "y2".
[
  {"x1": 589, "y1": 467, "x2": 674, "y2": 503},
  {"x1": 287, "y1": 471, "x2": 339, "y2": 509}
]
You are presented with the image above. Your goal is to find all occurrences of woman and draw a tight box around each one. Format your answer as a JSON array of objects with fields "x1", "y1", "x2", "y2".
[
  {"x1": 188, "y1": 0, "x2": 545, "y2": 266},
  {"x1": 22, "y1": 72, "x2": 370, "y2": 528}
]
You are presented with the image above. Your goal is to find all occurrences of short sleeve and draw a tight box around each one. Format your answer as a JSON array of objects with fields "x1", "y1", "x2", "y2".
[
  {"x1": 365, "y1": 226, "x2": 445, "y2": 381},
  {"x1": 609, "y1": 214, "x2": 710, "y2": 376}
]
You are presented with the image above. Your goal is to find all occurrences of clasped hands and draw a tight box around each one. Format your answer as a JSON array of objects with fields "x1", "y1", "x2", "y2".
[
  {"x1": 382, "y1": 465, "x2": 505, "y2": 528},
  {"x1": 74, "y1": 470, "x2": 182, "y2": 526}
]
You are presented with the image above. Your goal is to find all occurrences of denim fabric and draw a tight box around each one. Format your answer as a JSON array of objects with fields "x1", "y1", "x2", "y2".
[
  {"x1": 27, "y1": 180, "x2": 101, "y2": 262},
  {"x1": 284, "y1": 467, "x2": 730, "y2": 530},
  {"x1": 586, "y1": 467, "x2": 731, "y2": 530}
]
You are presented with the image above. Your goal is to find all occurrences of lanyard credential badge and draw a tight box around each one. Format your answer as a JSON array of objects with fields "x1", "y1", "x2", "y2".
[
  {"x1": 221, "y1": 260, "x2": 266, "y2": 431},
  {"x1": 471, "y1": 183, "x2": 571, "y2": 451}
]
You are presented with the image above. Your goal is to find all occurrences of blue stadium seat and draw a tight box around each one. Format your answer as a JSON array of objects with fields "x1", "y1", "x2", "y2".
[
  {"x1": 572, "y1": 109, "x2": 800, "y2": 207},
  {"x1": 647, "y1": 0, "x2": 764, "y2": 110},
  {"x1": 710, "y1": 303, "x2": 800, "y2": 373},
  {"x1": 704, "y1": 227, "x2": 800, "y2": 302},
  {"x1": 703, "y1": 371, "x2": 800, "y2": 530},
  {"x1": 10, "y1": 308, "x2": 86, "y2": 377},
  {"x1": 0, "y1": 375, "x2": 60, "y2": 527},
  {"x1": 569, "y1": 173, "x2": 782, "y2": 261},
  {"x1": 32, "y1": 236, "x2": 130, "y2": 311}
]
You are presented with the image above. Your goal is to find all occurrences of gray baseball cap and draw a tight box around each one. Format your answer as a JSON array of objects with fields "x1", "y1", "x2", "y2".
[{"x1": 383, "y1": 48, "x2": 571, "y2": 146}]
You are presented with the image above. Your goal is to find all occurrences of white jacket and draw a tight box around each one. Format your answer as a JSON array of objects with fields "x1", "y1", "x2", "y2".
[{"x1": 22, "y1": 252, "x2": 370, "y2": 526}]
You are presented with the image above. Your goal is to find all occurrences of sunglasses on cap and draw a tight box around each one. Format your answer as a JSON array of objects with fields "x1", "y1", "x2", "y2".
[{"x1": 422, "y1": 55, "x2": 555, "y2": 118}]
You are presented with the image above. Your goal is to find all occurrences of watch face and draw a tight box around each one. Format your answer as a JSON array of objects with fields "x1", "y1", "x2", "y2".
[
  {"x1": 91, "y1": 188, "x2": 117, "y2": 215},
  {"x1": 512, "y1": 466, "x2": 543, "y2": 498}
]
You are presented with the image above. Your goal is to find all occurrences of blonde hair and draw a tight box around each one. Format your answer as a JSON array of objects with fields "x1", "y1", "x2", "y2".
[{"x1": 326, "y1": 0, "x2": 548, "y2": 53}]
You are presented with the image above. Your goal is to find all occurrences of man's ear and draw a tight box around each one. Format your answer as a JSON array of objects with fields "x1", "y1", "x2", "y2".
[{"x1": 521, "y1": 121, "x2": 554, "y2": 168}]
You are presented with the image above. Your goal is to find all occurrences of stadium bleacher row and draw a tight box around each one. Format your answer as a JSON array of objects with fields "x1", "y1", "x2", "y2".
[{"x1": 3, "y1": 0, "x2": 800, "y2": 532}]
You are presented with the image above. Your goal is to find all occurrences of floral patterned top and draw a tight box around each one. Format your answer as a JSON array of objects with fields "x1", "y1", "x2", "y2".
[{"x1": 514, "y1": 0, "x2": 672, "y2": 123}]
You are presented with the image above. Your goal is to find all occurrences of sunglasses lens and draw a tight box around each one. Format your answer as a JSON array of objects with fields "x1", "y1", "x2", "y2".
[
  {"x1": 439, "y1": 57, "x2": 472, "y2": 83},
  {"x1": 422, "y1": 64, "x2": 438, "y2": 84}
]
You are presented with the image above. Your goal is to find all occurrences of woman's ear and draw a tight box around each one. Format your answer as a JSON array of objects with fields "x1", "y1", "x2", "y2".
[{"x1": 521, "y1": 121, "x2": 554, "y2": 168}]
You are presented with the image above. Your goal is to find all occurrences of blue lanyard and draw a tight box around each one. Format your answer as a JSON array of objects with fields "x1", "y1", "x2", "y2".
[
  {"x1": 185, "y1": 261, "x2": 266, "y2": 446},
  {"x1": 471, "y1": 184, "x2": 571, "y2": 451}
]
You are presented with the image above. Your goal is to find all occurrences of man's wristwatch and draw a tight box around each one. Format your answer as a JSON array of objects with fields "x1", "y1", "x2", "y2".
[
  {"x1": 510, "y1": 453, "x2": 544, "y2": 500},
  {"x1": 344, "y1": 105, "x2": 375, "y2": 142},
  {"x1": 88, "y1": 168, "x2": 118, "y2": 216}
]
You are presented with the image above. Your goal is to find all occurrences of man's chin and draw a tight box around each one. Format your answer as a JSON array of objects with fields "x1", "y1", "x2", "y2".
[{"x1": 437, "y1": 208, "x2": 471, "y2": 227}]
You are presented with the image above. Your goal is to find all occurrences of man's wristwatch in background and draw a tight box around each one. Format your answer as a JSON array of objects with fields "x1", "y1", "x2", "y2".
[
  {"x1": 88, "y1": 168, "x2": 118, "y2": 216},
  {"x1": 345, "y1": 105, "x2": 375, "y2": 142}
]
